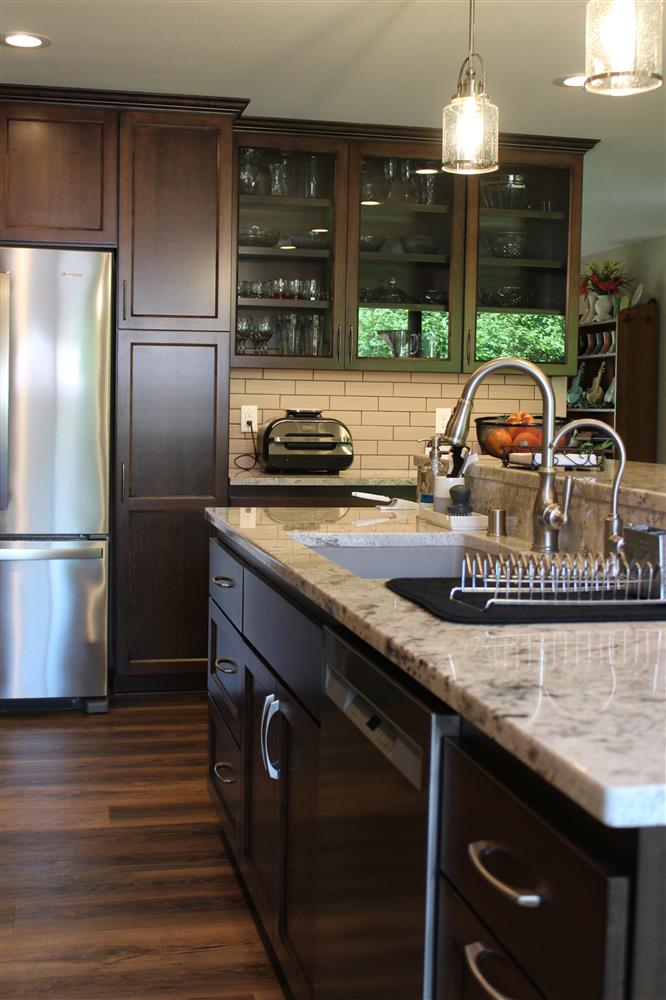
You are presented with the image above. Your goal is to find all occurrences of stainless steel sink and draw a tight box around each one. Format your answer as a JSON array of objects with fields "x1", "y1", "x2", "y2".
[{"x1": 292, "y1": 535, "x2": 475, "y2": 579}]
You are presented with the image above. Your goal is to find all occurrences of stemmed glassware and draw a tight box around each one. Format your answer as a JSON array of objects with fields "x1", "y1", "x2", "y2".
[
  {"x1": 383, "y1": 158, "x2": 397, "y2": 202},
  {"x1": 236, "y1": 314, "x2": 253, "y2": 354},
  {"x1": 249, "y1": 316, "x2": 273, "y2": 355}
]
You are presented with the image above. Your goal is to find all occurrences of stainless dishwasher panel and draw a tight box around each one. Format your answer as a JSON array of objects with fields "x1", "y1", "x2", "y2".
[
  {"x1": 316, "y1": 629, "x2": 456, "y2": 1000},
  {"x1": 0, "y1": 540, "x2": 108, "y2": 699}
]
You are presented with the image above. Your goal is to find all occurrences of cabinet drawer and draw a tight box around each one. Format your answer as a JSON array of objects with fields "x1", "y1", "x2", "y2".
[
  {"x1": 208, "y1": 700, "x2": 241, "y2": 852},
  {"x1": 209, "y1": 540, "x2": 243, "y2": 628},
  {"x1": 437, "y1": 878, "x2": 543, "y2": 999},
  {"x1": 243, "y1": 569, "x2": 322, "y2": 721},
  {"x1": 441, "y1": 742, "x2": 628, "y2": 999},
  {"x1": 207, "y1": 598, "x2": 243, "y2": 745}
]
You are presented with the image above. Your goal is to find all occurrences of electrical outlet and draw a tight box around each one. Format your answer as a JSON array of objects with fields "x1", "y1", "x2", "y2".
[
  {"x1": 241, "y1": 405, "x2": 258, "y2": 434},
  {"x1": 435, "y1": 407, "x2": 452, "y2": 434}
]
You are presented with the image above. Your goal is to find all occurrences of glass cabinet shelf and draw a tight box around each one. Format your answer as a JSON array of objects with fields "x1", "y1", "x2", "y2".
[
  {"x1": 480, "y1": 208, "x2": 566, "y2": 221},
  {"x1": 360, "y1": 252, "x2": 448, "y2": 264},
  {"x1": 238, "y1": 247, "x2": 331, "y2": 259},
  {"x1": 479, "y1": 257, "x2": 566, "y2": 270},
  {"x1": 239, "y1": 194, "x2": 332, "y2": 209},
  {"x1": 238, "y1": 297, "x2": 330, "y2": 310},
  {"x1": 360, "y1": 302, "x2": 449, "y2": 312},
  {"x1": 361, "y1": 203, "x2": 450, "y2": 215}
]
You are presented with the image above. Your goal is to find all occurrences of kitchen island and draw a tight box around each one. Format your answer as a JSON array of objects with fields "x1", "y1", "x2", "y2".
[{"x1": 205, "y1": 489, "x2": 666, "y2": 999}]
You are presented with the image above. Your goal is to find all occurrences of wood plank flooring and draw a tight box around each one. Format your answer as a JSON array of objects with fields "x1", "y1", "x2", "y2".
[{"x1": 0, "y1": 695, "x2": 286, "y2": 1000}]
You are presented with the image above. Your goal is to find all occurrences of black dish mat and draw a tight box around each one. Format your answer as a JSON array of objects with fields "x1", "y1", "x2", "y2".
[{"x1": 386, "y1": 577, "x2": 666, "y2": 625}]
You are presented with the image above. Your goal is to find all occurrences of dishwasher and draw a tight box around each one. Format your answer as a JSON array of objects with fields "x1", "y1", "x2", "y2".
[{"x1": 315, "y1": 628, "x2": 458, "y2": 1000}]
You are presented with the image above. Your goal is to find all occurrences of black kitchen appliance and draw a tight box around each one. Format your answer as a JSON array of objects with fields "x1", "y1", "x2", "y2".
[{"x1": 256, "y1": 409, "x2": 353, "y2": 473}]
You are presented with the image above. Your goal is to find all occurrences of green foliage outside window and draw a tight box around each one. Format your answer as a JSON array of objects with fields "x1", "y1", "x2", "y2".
[
  {"x1": 358, "y1": 308, "x2": 449, "y2": 358},
  {"x1": 475, "y1": 313, "x2": 566, "y2": 363}
]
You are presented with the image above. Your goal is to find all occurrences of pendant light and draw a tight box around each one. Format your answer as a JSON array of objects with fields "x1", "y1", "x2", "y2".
[
  {"x1": 584, "y1": 0, "x2": 664, "y2": 95},
  {"x1": 442, "y1": 0, "x2": 499, "y2": 174}
]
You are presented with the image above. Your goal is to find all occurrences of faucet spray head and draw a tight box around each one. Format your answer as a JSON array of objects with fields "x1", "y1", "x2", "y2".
[{"x1": 444, "y1": 397, "x2": 473, "y2": 447}]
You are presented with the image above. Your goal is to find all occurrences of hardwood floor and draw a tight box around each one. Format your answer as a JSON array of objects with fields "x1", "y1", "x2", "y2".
[{"x1": 0, "y1": 695, "x2": 286, "y2": 1000}]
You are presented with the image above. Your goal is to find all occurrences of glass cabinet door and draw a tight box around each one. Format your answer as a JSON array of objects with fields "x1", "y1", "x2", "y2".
[
  {"x1": 345, "y1": 143, "x2": 465, "y2": 371},
  {"x1": 233, "y1": 135, "x2": 347, "y2": 368},
  {"x1": 463, "y1": 150, "x2": 582, "y2": 374}
]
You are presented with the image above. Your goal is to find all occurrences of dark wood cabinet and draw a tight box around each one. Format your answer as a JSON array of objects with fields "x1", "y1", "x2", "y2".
[
  {"x1": 207, "y1": 544, "x2": 321, "y2": 999},
  {"x1": 118, "y1": 111, "x2": 233, "y2": 330},
  {"x1": 0, "y1": 103, "x2": 118, "y2": 244},
  {"x1": 115, "y1": 330, "x2": 229, "y2": 690}
]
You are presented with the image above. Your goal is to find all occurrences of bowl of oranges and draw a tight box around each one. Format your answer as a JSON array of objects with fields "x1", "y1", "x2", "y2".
[{"x1": 476, "y1": 412, "x2": 570, "y2": 459}]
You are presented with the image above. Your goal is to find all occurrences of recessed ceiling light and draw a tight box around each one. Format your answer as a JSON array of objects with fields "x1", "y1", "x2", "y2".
[
  {"x1": 1, "y1": 32, "x2": 52, "y2": 48},
  {"x1": 553, "y1": 74, "x2": 587, "y2": 88}
]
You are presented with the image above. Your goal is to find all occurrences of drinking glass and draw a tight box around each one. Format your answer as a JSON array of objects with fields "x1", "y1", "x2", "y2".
[
  {"x1": 250, "y1": 281, "x2": 263, "y2": 298},
  {"x1": 288, "y1": 278, "x2": 303, "y2": 300},
  {"x1": 281, "y1": 313, "x2": 299, "y2": 355},
  {"x1": 303, "y1": 278, "x2": 319, "y2": 301},
  {"x1": 250, "y1": 316, "x2": 273, "y2": 355},
  {"x1": 306, "y1": 315, "x2": 324, "y2": 356},
  {"x1": 239, "y1": 148, "x2": 260, "y2": 195},
  {"x1": 268, "y1": 157, "x2": 289, "y2": 196},
  {"x1": 273, "y1": 277, "x2": 288, "y2": 299},
  {"x1": 418, "y1": 174, "x2": 436, "y2": 205},
  {"x1": 236, "y1": 314, "x2": 253, "y2": 354},
  {"x1": 383, "y1": 158, "x2": 397, "y2": 202},
  {"x1": 304, "y1": 155, "x2": 320, "y2": 198}
]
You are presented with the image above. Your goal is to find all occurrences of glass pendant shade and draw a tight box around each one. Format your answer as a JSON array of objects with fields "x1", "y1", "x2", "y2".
[
  {"x1": 442, "y1": 88, "x2": 499, "y2": 174},
  {"x1": 585, "y1": 0, "x2": 664, "y2": 94}
]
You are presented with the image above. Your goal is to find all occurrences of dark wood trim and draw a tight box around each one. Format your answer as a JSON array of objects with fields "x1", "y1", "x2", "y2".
[
  {"x1": 112, "y1": 671, "x2": 207, "y2": 692},
  {"x1": 0, "y1": 83, "x2": 249, "y2": 117},
  {"x1": 236, "y1": 114, "x2": 599, "y2": 153},
  {"x1": 228, "y1": 484, "x2": 417, "y2": 506}
]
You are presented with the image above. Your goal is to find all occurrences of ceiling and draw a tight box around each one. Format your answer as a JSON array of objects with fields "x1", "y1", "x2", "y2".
[{"x1": 1, "y1": 0, "x2": 664, "y2": 254}]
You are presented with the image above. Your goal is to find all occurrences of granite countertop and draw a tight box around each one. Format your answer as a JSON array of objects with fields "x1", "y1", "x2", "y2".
[
  {"x1": 469, "y1": 457, "x2": 666, "y2": 514},
  {"x1": 230, "y1": 470, "x2": 417, "y2": 488},
  {"x1": 205, "y1": 504, "x2": 666, "y2": 829}
]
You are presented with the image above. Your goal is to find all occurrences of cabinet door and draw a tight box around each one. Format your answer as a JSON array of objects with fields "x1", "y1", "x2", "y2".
[
  {"x1": 273, "y1": 680, "x2": 319, "y2": 999},
  {"x1": 241, "y1": 647, "x2": 280, "y2": 928},
  {"x1": 437, "y1": 880, "x2": 544, "y2": 999},
  {"x1": 345, "y1": 140, "x2": 466, "y2": 371},
  {"x1": 0, "y1": 103, "x2": 117, "y2": 244},
  {"x1": 463, "y1": 148, "x2": 582, "y2": 375},
  {"x1": 232, "y1": 132, "x2": 348, "y2": 368},
  {"x1": 115, "y1": 330, "x2": 229, "y2": 689},
  {"x1": 118, "y1": 111, "x2": 233, "y2": 330}
]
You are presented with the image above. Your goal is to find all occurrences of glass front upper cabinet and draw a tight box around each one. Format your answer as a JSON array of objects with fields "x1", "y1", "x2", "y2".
[
  {"x1": 463, "y1": 150, "x2": 582, "y2": 374},
  {"x1": 232, "y1": 135, "x2": 348, "y2": 368},
  {"x1": 345, "y1": 143, "x2": 465, "y2": 371}
]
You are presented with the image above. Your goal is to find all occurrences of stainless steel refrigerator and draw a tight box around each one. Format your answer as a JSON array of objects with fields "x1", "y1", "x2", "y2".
[{"x1": 0, "y1": 248, "x2": 112, "y2": 710}]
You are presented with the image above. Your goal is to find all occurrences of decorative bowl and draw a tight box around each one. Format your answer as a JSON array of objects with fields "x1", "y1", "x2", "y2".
[
  {"x1": 481, "y1": 173, "x2": 534, "y2": 210},
  {"x1": 239, "y1": 226, "x2": 280, "y2": 247},
  {"x1": 475, "y1": 415, "x2": 570, "y2": 458},
  {"x1": 399, "y1": 234, "x2": 440, "y2": 254},
  {"x1": 293, "y1": 231, "x2": 331, "y2": 250},
  {"x1": 479, "y1": 285, "x2": 535, "y2": 307},
  {"x1": 485, "y1": 231, "x2": 529, "y2": 258},
  {"x1": 359, "y1": 234, "x2": 386, "y2": 252},
  {"x1": 423, "y1": 288, "x2": 448, "y2": 305}
]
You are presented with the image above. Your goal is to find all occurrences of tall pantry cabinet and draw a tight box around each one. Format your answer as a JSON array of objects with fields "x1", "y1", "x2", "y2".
[{"x1": 114, "y1": 108, "x2": 238, "y2": 691}]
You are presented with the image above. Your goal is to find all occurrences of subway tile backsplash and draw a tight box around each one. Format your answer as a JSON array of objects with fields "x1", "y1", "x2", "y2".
[{"x1": 229, "y1": 370, "x2": 567, "y2": 478}]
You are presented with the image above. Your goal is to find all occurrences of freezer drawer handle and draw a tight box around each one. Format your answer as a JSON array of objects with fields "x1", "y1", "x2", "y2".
[
  {"x1": 0, "y1": 272, "x2": 9, "y2": 510},
  {"x1": 214, "y1": 657, "x2": 237, "y2": 675},
  {"x1": 0, "y1": 547, "x2": 104, "y2": 562},
  {"x1": 464, "y1": 942, "x2": 514, "y2": 1000},
  {"x1": 468, "y1": 840, "x2": 542, "y2": 908},
  {"x1": 213, "y1": 761, "x2": 235, "y2": 784},
  {"x1": 213, "y1": 575, "x2": 236, "y2": 589}
]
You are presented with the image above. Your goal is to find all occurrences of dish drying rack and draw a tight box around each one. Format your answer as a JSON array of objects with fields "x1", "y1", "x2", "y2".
[{"x1": 450, "y1": 550, "x2": 665, "y2": 611}]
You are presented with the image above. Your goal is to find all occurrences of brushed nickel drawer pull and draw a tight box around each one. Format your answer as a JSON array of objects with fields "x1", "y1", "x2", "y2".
[
  {"x1": 213, "y1": 575, "x2": 236, "y2": 589},
  {"x1": 214, "y1": 657, "x2": 237, "y2": 675},
  {"x1": 464, "y1": 942, "x2": 515, "y2": 1000},
  {"x1": 213, "y1": 761, "x2": 235, "y2": 784},
  {"x1": 468, "y1": 840, "x2": 542, "y2": 908}
]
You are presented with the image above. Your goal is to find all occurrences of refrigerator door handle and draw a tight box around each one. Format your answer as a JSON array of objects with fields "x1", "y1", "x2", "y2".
[
  {"x1": 0, "y1": 271, "x2": 9, "y2": 510},
  {"x1": 0, "y1": 546, "x2": 104, "y2": 562}
]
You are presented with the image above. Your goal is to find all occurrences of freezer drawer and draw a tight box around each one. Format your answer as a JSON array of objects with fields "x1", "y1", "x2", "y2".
[{"x1": 0, "y1": 540, "x2": 108, "y2": 699}]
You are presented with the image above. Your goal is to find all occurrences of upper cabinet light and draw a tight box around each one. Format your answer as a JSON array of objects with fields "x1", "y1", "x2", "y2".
[
  {"x1": 442, "y1": 0, "x2": 499, "y2": 174},
  {"x1": 585, "y1": 0, "x2": 664, "y2": 95},
  {"x1": 1, "y1": 32, "x2": 52, "y2": 48}
]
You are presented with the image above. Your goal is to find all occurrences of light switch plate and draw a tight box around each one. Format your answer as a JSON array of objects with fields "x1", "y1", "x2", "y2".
[
  {"x1": 435, "y1": 407, "x2": 452, "y2": 434},
  {"x1": 241, "y1": 405, "x2": 258, "y2": 433}
]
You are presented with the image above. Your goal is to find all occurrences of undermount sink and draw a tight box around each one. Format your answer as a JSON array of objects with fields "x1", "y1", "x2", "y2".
[{"x1": 291, "y1": 534, "x2": 475, "y2": 579}]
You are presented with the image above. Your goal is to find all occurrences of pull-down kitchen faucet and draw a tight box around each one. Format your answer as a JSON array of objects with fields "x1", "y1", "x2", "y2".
[{"x1": 444, "y1": 357, "x2": 573, "y2": 553}]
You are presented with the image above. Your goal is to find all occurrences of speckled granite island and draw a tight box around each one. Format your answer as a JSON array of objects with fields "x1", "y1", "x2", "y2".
[
  {"x1": 207, "y1": 505, "x2": 665, "y2": 828},
  {"x1": 205, "y1": 485, "x2": 666, "y2": 1000}
]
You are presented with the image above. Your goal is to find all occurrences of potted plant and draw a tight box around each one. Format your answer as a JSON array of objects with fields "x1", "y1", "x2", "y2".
[{"x1": 581, "y1": 260, "x2": 633, "y2": 320}]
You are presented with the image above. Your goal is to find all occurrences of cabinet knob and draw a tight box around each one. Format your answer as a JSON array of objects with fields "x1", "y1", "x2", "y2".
[
  {"x1": 213, "y1": 575, "x2": 236, "y2": 589},
  {"x1": 468, "y1": 840, "x2": 542, "y2": 908},
  {"x1": 213, "y1": 761, "x2": 235, "y2": 784}
]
